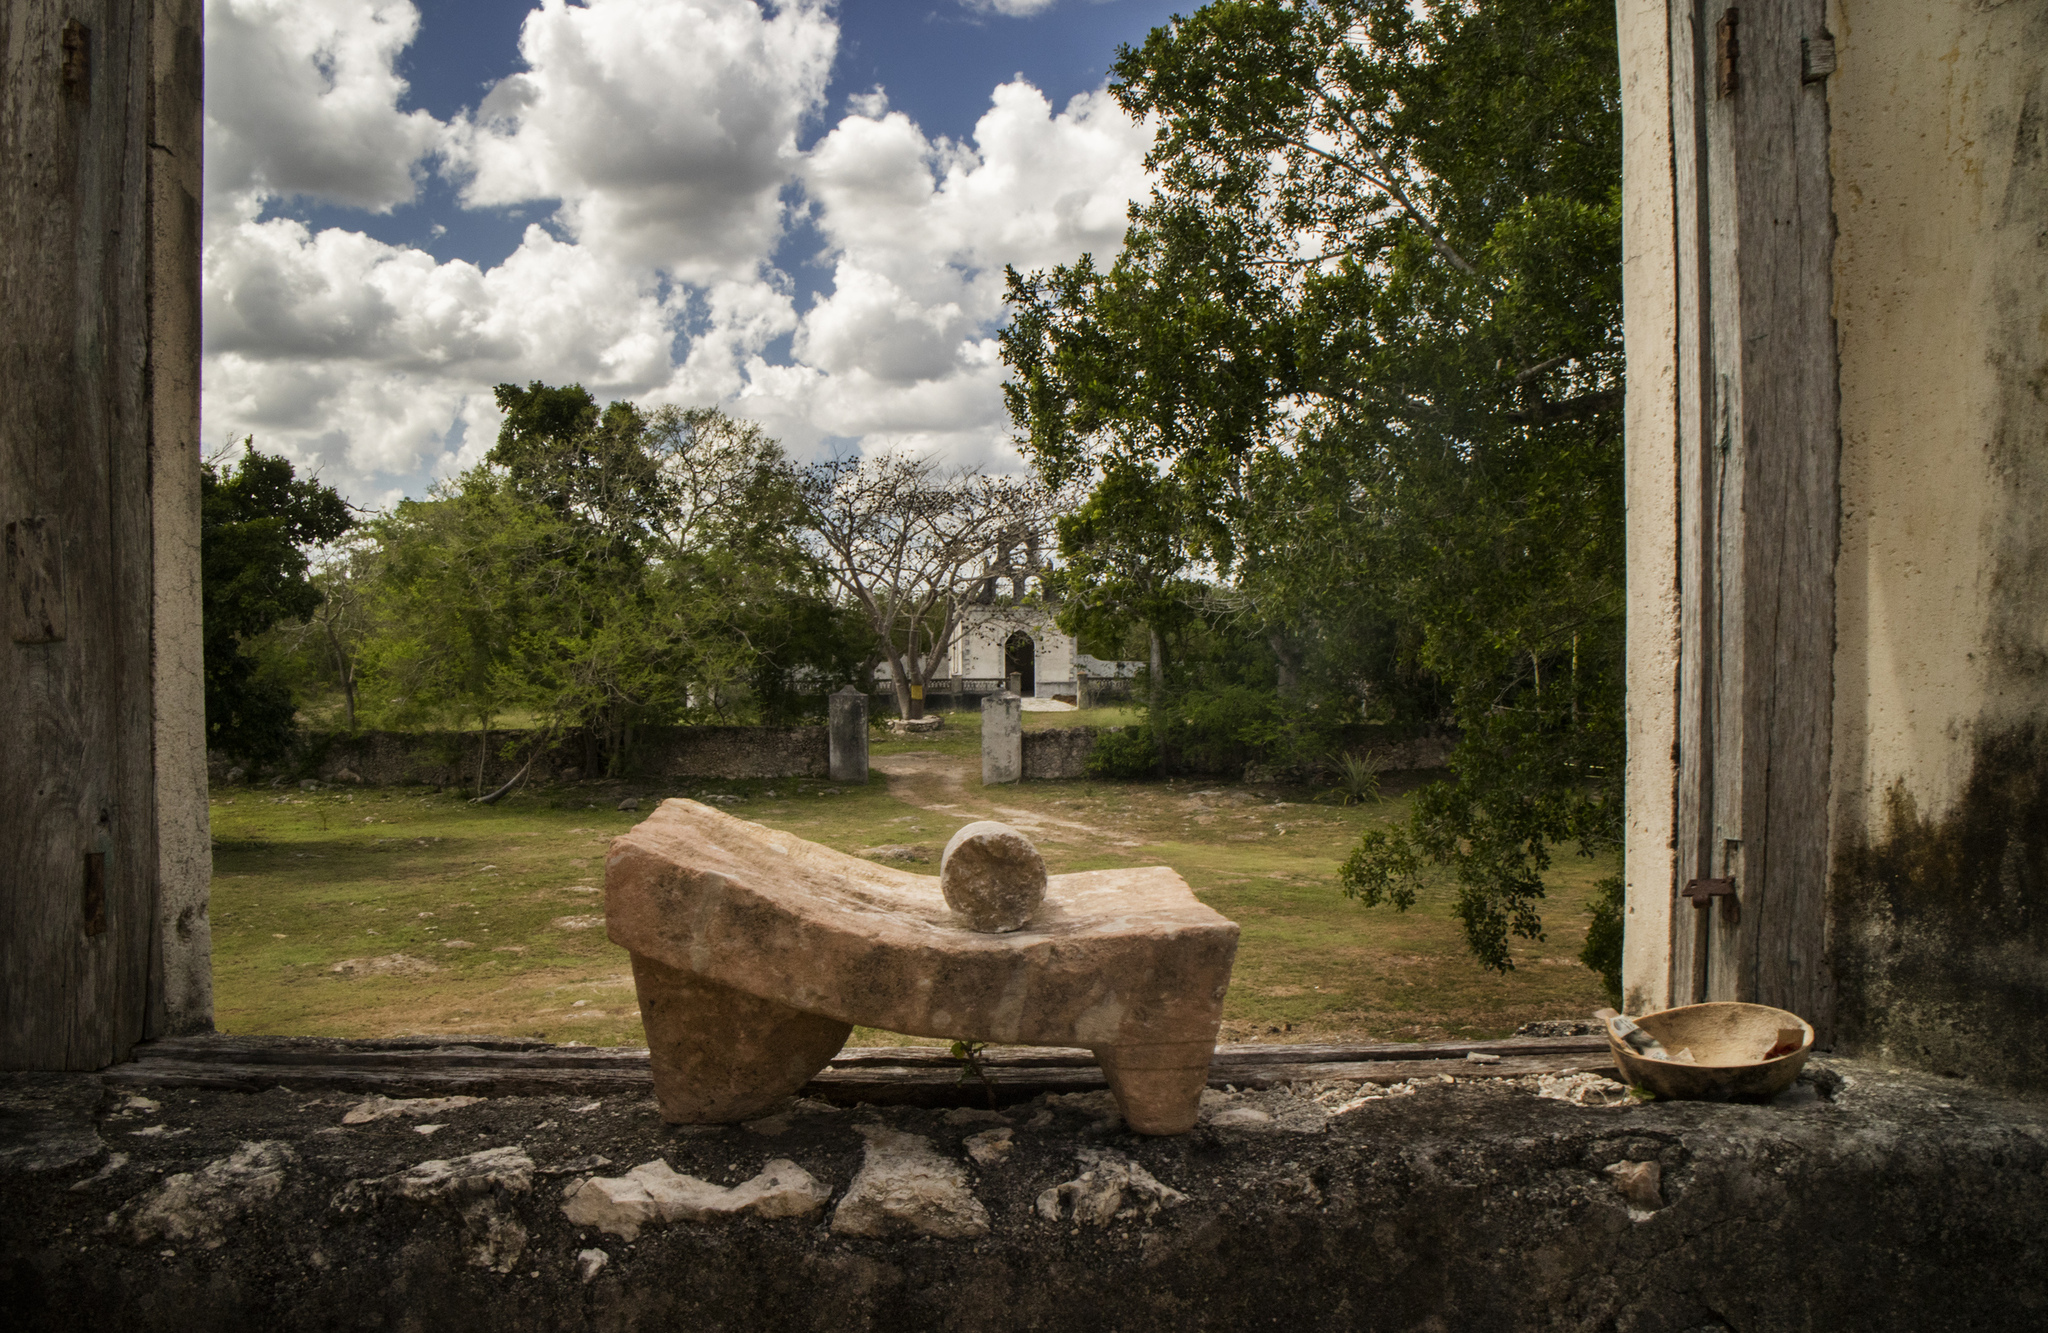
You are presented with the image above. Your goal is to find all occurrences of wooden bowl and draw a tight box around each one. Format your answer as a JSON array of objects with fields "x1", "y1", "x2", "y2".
[{"x1": 1606, "y1": 1002, "x2": 1814, "y2": 1101}]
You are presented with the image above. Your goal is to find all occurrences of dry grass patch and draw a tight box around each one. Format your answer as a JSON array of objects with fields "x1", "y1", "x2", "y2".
[{"x1": 209, "y1": 730, "x2": 1608, "y2": 1048}]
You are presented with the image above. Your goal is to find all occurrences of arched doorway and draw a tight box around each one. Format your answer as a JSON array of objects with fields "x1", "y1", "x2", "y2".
[{"x1": 1004, "y1": 631, "x2": 1036, "y2": 696}]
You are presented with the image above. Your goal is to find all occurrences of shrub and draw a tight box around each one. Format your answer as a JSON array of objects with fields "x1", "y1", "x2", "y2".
[
  {"x1": 1086, "y1": 724, "x2": 1160, "y2": 779},
  {"x1": 1580, "y1": 874, "x2": 1624, "y2": 1006}
]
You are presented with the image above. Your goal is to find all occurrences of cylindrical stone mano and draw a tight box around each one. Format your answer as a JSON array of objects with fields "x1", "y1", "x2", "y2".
[{"x1": 940, "y1": 821, "x2": 1047, "y2": 932}]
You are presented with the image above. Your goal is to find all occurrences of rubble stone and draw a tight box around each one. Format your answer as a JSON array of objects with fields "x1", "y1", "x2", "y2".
[
  {"x1": 128, "y1": 1141, "x2": 294, "y2": 1249},
  {"x1": 560, "y1": 1158, "x2": 830, "y2": 1240},
  {"x1": 830, "y1": 1127, "x2": 989, "y2": 1240}
]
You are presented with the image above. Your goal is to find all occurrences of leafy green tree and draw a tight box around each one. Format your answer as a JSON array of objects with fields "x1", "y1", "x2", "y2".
[
  {"x1": 359, "y1": 389, "x2": 854, "y2": 779},
  {"x1": 1046, "y1": 461, "x2": 1199, "y2": 720},
  {"x1": 200, "y1": 441, "x2": 353, "y2": 763},
  {"x1": 795, "y1": 456, "x2": 1053, "y2": 719},
  {"x1": 1002, "y1": 0, "x2": 1624, "y2": 978}
]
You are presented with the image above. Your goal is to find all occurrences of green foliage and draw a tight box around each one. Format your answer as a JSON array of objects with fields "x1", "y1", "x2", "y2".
[
  {"x1": 201, "y1": 441, "x2": 353, "y2": 762},
  {"x1": 1003, "y1": 0, "x2": 1624, "y2": 974},
  {"x1": 1086, "y1": 724, "x2": 1162, "y2": 779},
  {"x1": 1580, "y1": 874, "x2": 1625, "y2": 1006},
  {"x1": 948, "y1": 1038, "x2": 997, "y2": 1107},
  {"x1": 1319, "y1": 751, "x2": 1386, "y2": 807},
  {"x1": 348, "y1": 391, "x2": 860, "y2": 777}
]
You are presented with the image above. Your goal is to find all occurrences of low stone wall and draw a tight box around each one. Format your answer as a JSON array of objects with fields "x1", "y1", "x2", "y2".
[
  {"x1": 209, "y1": 726, "x2": 828, "y2": 787},
  {"x1": 1022, "y1": 727, "x2": 1099, "y2": 780},
  {"x1": 2, "y1": 1058, "x2": 2041, "y2": 1331},
  {"x1": 1016, "y1": 726, "x2": 1456, "y2": 783}
]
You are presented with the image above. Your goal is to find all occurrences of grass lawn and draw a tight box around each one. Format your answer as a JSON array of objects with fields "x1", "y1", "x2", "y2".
[{"x1": 207, "y1": 706, "x2": 1612, "y2": 1049}]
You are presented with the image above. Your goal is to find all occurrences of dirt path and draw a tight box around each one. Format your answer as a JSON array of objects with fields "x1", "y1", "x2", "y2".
[{"x1": 869, "y1": 751, "x2": 1144, "y2": 849}]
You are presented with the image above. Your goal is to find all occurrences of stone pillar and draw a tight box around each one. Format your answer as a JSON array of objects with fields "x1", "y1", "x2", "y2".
[
  {"x1": 1007, "y1": 670, "x2": 1024, "y2": 696},
  {"x1": 1075, "y1": 666, "x2": 1090, "y2": 711},
  {"x1": 828, "y1": 686, "x2": 868, "y2": 783},
  {"x1": 982, "y1": 691, "x2": 1022, "y2": 785}
]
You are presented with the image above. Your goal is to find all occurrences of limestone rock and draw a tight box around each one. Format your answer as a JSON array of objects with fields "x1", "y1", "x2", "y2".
[
  {"x1": 941, "y1": 1107, "x2": 1010, "y2": 1126},
  {"x1": 606, "y1": 799, "x2": 1238, "y2": 1134},
  {"x1": 332, "y1": 1145, "x2": 535, "y2": 1272},
  {"x1": 1524, "y1": 1071, "x2": 1634, "y2": 1106},
  {"x1": 1605, "y1": 1159, "x2": 1664, "y2": 1212},
  {"x1": 1197, "y1": 1087, "x2": 1330, "y2": 1134},
  {"x1": 337, "y1": 1145, "x2": 535, "y2": 1209},
  {"x1": 130, "y1": 1142, "x2": 294, "y2": 1249},
  {"x1": 886, "y1": 715, "x2": 943, "y2": 734},
  {"x1": 1035, "y1": 1149, "x2": 1187, "y2": 1227},
  {"x1": 560, "y1": 1158, "x2": 830, "y2": 1240},
  {"x1": 828, "y1": 686, "x2": 869, "y2": 782},
  {"x1": 1208, "y1": 1107, "x2": 1274, "y2": 1128},
  {"x1": 939, "y1": 821, "x2": 1047, "y2": 932},
  {"x1": 963, "y1": 1127, "x2": 1015, "y2": 1166},
  {"x1": 830, "y1": 1127, "x2": 989, "y2": 1240},
  {"x1": 981, "y1": 692, "x2": 1022, "y2": 784},
  {"x1": 576, "y1": 1248, "x2": 610, "y2": 1283},
  {"x1": 340, "y1": 1095, "x2": 482, "y2": 1125}
]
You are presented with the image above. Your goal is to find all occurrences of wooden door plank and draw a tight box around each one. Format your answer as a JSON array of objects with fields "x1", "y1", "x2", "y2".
[
  {"x1": 1670, "y1": 0, "x2": 1718, "y2": 1002},
  {"x1": 1667, "y1": 0, "x2": 1839, "y2": 1024},
  {"x1": 1, "y1": 0, "x2": 160, "y2": 1070},
  {"x1": 1730, "y1": 0, "x2": 1837, "y2": 1024}
]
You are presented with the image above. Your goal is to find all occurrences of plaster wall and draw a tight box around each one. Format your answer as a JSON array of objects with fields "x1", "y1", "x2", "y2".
[
  {"x1": 948, "y1": 607, "x2": 1077, "y2": 696},
  {"x1": 1822, "y1": 0, "x2": 2048, "y2": 1087},
  {"x1": 1617, "y1": 0, "x2": 1681, "y2": 1014},
  {"x1": 1826, "y1": 0, "x2": 2048, "y2": 827}
]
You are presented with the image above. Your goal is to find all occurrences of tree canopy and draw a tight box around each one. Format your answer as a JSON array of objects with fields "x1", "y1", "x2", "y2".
[
  {"x1": 1001, "y1": 0, "x2": 1625, "y2": 985},
  {"x1": 200, "y1": 441, "x2": 353, "y2": 762},
  {"x1": 355, "y1": 386, "x2": 863, "y2": 777}
]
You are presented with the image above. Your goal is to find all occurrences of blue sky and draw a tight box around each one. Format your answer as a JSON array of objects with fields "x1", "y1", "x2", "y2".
[{"x1": 203, "y1": 0, "x2": 1179, "y2": 506}]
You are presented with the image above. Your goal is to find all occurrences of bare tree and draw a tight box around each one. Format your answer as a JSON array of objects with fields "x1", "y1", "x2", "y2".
[{"x1": 797, "y1": 456, "x2": 1054, "y2": 717}]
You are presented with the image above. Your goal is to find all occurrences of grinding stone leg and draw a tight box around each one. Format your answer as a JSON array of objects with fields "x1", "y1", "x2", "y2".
[
  {"x1": 1093, "y1": 1041, "x2": 1216, "y2": 1135},
  {"x1": 630, "y1": 952, "x2": 853, "y2": 1123}
]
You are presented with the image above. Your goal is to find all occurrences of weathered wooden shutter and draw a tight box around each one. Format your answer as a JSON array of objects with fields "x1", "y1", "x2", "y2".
[
  {"x1": 2, "y1": 0, "x2": 206, "y2": 1068},
  {"x1": 1667, "y1": 0, "x2": 1839, "y2": 1022}
]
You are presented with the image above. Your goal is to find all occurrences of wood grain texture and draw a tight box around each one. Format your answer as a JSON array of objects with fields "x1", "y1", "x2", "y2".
[
  {"x1": 4, "y1": 516, "x2": 67, "y2": 641},
  {"x1": 1666, "y1": 0, "x2": 1838, "y2": 1026},
  {"x1": 101, "y1": 1035, "x2": 1619, "y2": 1104},
  {"x1": 1670, "y1": 0, "x2": 1718, "y2": 1003},
  {"x1": 1729, "y1": 0, "x2": 1836, "y2": 1031},
  {"x1": 1, "y1": 1, "x2": 164, "y2": 1069},
  {"x1": 143, "y1": 0, "x2": 211, "y2": 1039}
]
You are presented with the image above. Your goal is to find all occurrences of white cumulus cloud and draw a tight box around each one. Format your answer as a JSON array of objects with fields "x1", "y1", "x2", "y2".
[
  {"x1": 205, "y1": 0, "x2": 444, "y2": 224},
  {"x1": 441, "y1": 0, "x2": 836, "y2": 281},
  {"x1": 199, "y1": 0, "x2": 1155, "y2": 503},
  {"x1": 764, "y1": 80, "x2": 1154, "y2": 466}
]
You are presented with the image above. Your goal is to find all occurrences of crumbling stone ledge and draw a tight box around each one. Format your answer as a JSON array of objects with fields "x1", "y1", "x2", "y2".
[{"x1": 2, "y1": 1059, "x2": 2042, "y2": 1331}]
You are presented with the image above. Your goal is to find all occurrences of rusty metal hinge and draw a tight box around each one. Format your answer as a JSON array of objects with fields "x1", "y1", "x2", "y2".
[
  {"x1": 1684, "y1": 876, "x2": 1739, "y2": 926},
  {"x1": 1716, "y1": 10, "x2": 1740, "y2": 100}
]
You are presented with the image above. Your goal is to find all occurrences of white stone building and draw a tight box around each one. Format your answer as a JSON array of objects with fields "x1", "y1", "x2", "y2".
[{"x1": 869, "y1": 603, "x2": 1141, "y2": 701}]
